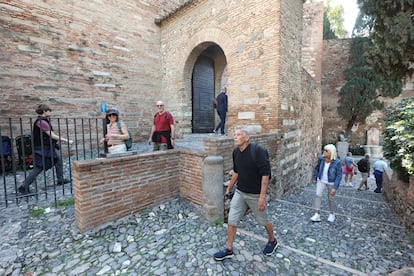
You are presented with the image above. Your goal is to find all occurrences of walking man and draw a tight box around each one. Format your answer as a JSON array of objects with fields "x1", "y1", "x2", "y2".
[
  {"x1": 357, "y1": 155, "x2": 370, "y2": 191},
  {"x1": 213, "y1": 128, "x2": 278, "y2": 260},
  {"x1": 148, "y1": 100, "x2": 175, "y2": 151},
  {"x1": 373, "y1": 157, "x2": 388, "y2": 193},
  {"x1": 213, "y1": 87, "x2": 228, "y2": 135}
]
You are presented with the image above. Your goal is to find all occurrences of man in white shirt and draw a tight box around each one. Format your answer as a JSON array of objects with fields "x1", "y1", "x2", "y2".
[{"x1": 373, "y1": 158, "x2": 388, "y2": 193}]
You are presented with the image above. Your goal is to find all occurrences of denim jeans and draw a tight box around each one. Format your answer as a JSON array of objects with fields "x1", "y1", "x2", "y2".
[
  {"x1": 374, "y1": 170, "x2": 383, "y2": 192},
  {"x1": 215, "y1": 109, "x2": 227, "y2": 134}
]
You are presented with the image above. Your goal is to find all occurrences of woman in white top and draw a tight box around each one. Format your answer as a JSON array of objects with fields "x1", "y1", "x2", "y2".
[
  {"x1": 99, "y1": 108, "x2": 129, "y2": 154},
  {"x1": 310, "y1": 144, "x2": 343, "y2": 223}
]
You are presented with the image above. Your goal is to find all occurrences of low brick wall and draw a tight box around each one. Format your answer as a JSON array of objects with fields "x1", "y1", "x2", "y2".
[
  {"x1": 73, "y1": 134, "x2": 280, "y2": 233},
  {"x1": 73, "y1": 149, "x2": 207, "y2": 233},
  {"x1": 384, "y1": 173, "x2": 414, "y2": 235}
]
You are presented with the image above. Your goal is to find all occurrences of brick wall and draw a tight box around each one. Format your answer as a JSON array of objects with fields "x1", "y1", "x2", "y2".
[
  {"x1": 383, "y1": 174, "x2": 414, "y2": 235},
  {"x1": 73, "y1": 151, "x2": 184, "y2": 233},
  {"x1": 158, "y1": 0, "x2": 283, "y2": 134},
  {"x1": 158, "y1": 0, "x2": 322, "y2": 196},
  {"x1": 179, "y1": 149, "x2": 206, "y2": 205},
  {"x1": 302, "y1": 2, "x2": 324, "y2": 83},
  {"x1": 73, "y1": 133, "x2": 282, "y2": 232},
  {"x1": 0, "y1": 0, "x2": 164, "y2": 139},
  {"x1": 276, "y1": 1, "x2": 322, "y2": 196},
  {"x1": 3, "y1": 0, "x2": 323, "y2": 213}
]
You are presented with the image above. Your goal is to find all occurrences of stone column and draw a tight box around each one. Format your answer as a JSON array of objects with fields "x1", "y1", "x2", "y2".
[{"x1": 202, "y1": 156, "x2": 224, "y2": 222}]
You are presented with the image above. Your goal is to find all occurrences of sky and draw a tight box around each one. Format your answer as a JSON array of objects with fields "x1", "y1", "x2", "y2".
[{"x1": 330, "y1": 0, "x2": 360, "y2": 36}]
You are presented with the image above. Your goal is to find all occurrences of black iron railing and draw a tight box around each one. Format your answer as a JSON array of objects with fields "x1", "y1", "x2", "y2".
[{"x1": 0, "y1": 117, "x2": 106, "y2": 207}]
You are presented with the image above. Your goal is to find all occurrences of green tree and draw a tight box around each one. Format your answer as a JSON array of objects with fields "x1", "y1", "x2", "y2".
[
  {"x1": 323, "y1": 11, "x2": 338, "y2": 39},
  {"x1": 337, "y1": 37, "x2": 384, "y2": 129},
  {"x1": 338, "y1": 0, "x2": 410, "y2": 129},
  {"x1": 357, "y1": 0, "x2": 414, "y2": 83},
  {"x1": 306, "y1": 0, "x2": 346, "y2": 39},
  {"x1": 324, "y1": 0, "x2": 346, "y2": 38}
]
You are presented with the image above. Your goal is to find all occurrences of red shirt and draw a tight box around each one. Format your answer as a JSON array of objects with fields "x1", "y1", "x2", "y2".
[{"x1": 153, "y1": 111, "x2": 174, "y2": 143}]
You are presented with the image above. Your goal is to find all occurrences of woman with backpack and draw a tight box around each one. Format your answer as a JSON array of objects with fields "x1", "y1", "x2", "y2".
[{"x1": 100, "y1": 108, "x2": 130, "y2": 154}]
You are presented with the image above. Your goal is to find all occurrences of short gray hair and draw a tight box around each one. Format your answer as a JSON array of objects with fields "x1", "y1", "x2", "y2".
[{"x1": 235, "y1": 127, "x2": 249, "y2": 137}]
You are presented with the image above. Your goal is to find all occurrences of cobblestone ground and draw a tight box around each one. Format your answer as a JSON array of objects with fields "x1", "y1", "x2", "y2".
[
  {"x1": 0, "y1": 137, "x2": 413, "y2": 275},
  {"x1": 1, "y1": 172, "x2": 413, "y2": 275}
]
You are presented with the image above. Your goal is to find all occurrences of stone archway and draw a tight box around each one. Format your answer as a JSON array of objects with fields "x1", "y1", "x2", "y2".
[
  {"x1": 171, "y1": 28, "x2": 234, "y2": 135},
  {"x1": 190, "y1": 44, "x2": 227, "y2": 133}
]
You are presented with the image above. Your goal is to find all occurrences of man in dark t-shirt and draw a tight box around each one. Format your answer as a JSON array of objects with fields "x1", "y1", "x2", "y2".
[{"x1": 214, "y1": 128, "x2": 278, "y2": 261}]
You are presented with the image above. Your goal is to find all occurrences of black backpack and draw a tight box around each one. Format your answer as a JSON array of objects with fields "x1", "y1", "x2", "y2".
[
  {"x1": 357, "y1": 159, "x2": 368, "y2": 172},
  {"x1": 233, "y1": 143, "x2": 272, "y2": 179}
]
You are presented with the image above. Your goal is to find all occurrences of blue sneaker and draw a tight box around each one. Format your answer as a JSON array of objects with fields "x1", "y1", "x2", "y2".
[
  {"x1": 213, "y1": 248, "x2": 233, "y2": 261},
  {"x1": 263, "y1": 240, "x2": 278, "y2": 256}
]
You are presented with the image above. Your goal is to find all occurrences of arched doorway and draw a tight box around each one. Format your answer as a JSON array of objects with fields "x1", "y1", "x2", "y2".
[
  {"x1": 191, "y1": 44, "x2": 227, "y2": 133},
  {"x1": 192, "y1": 55, "x2": 215, "y2": 133}
]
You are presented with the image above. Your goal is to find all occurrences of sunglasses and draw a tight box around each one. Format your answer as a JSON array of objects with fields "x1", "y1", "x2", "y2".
[
  {"x1": 108, "y1": 113, "x2": 117, "y2": 117},
  {"x1": 156, "y1": 105, "x2": 164, "y2": 107}
]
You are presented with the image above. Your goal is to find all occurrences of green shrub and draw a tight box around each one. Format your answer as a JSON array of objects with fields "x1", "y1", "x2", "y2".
[
  {"x1": 383, "y1": 98, "x2": 414, "y2": 182},
  {"x1": 57, "y1": 197, "x2": 75, "y2": 206},
  {"x1": 29, "y1": 207, "x2": 45, "y2": 218},
  {"x1": 349, "y1": 145, "x2": 365, "y2": 156}
]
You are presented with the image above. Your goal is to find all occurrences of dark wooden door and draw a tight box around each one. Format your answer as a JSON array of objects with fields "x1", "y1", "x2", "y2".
[{"x1": 192, "y1": 55, "x2": 215, "y2": 133}]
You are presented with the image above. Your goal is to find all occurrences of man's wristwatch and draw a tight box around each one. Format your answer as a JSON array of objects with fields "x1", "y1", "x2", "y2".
[{"x1": 171, "y1": 138, "x2": 175, "y2": 140}]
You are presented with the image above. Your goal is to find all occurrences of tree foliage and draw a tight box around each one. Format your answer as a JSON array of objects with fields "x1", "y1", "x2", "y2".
[
  {"x1": 357, "y1": 0, "x2": 414, "y2": 82},
  {"x1": 323, "y1": 11, "x2": 338, "y2": 39},
  {"x1": 338, "y1": 37, "x2": 384, "y2": 129},
  {"x1": 306, "y1": 0, "x2": 346, "y2": 39},
  {"x1": 338, "y1": 1, "x2": 410, "y2": 129},
  {"x1": 324, "y1": 0, "x2": 346, "y2": 39},
  {"x1": 382, "y1": 98, "x2": 414, "y2": 182}
]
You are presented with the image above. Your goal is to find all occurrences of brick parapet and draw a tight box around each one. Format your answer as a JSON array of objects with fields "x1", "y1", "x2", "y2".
[{"x1": 73, "y1": 151, "x2": 182, "y2": 233}]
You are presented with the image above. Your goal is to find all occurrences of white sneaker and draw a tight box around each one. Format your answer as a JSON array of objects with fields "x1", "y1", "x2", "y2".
[
  {"x1": 310, "y1": 213, "x2": 321, "y2": 222},
  {"x1": 327, "y1": 214, "x2": 336, "y2": 222}
]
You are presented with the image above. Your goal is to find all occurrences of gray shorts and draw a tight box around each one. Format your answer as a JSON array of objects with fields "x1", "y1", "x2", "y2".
[
  {"x1": 361, "y1": 172, "x2": 368, "y2": 181},
  {"x1": 227, "y1": 189, "x2": 270, "y2": 227}
]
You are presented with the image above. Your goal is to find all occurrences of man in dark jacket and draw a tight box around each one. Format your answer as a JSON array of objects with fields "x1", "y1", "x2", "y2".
[
  {"x1": 213, "y1": 87, "x2": 228, "y2": 135},
  {"x1": 18, "y1": 104, "x2": 73, "y2": 195}
]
